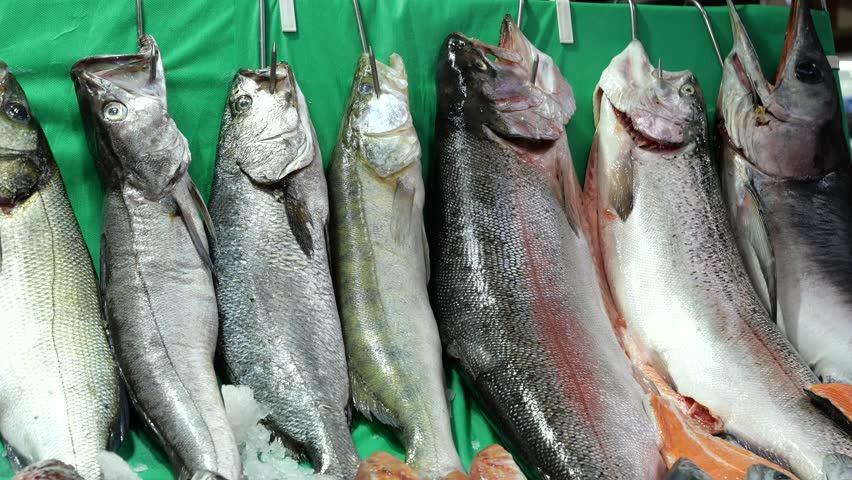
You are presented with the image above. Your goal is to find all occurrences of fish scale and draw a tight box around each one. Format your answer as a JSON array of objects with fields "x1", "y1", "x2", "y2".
[
  {"x1": 0, "y1": 64, "x2": 119, "y2": 480},
  {"x1": 431, "y1": 21, "x2": 664, "y2": 480},
  {"x1": 211, "y1": 64, "x2": 359, "y2": 478}
]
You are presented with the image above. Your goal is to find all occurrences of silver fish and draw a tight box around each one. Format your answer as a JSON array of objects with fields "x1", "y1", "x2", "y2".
[
  {"x1": 0, "y1": 63, "x2": 121, "y2": 480},
  {"x1": 210, "y1": 63, "x2": 359, "y2": 477},
  {"x1": 584, "y1": 39, "x2": 852, "y2": 480},
  {"x1": 328, "y1": 53, "x2": 464, "y2": 479},
  {"x1": 716, "y1": 0, "x2": 852, "y2": 384},
  {"x1": 70, "y1": 37, "x2": 241, "y2": 480}
]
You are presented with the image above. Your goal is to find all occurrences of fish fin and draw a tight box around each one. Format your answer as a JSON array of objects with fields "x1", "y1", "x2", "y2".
[
  {"x1": 823, "y1": 453, "x2": 852, "y2": 480},
  {"x1": 108, "y1": 385, "x2": 131, "y2": 452},
  {"x1": 745, "y1": 463, "x2": 793, "y2": 480},
  {"x1": 557, "y1": 147, "x2": 582, "y2": 237},
  {"x1": 356, "y1": 452, "x2": 416, "y2": 480},
  {"x1": 805, "y1": 384, "x2": 852, "y2": 435},
  {"x1": 663, "y1": 458, "x2": 712, "y2": 480},
  {"x1": 4, "y1": 443, "x2": 30, "y2": 471},
  {"x1": 649, "y1": 394, "x2": 795, "y2": 479},
  {"x1": 350, "y1": 372, "x2": 400, "y2": 428},
  {"x1": 391, "y1": 178, "x2": 416, "y2": 246},
  {"x1": 469, "y1": 444, "x2": 525, "y2": 480},
  {"x1": 282, "y1": 184, "x2": 314, "y2": 258},
  {"x1": 188, "y1": 179, "x2": 217, "y2": 250},
  {"x1": 735, "y1": 183, "x2": 777, "y2": 320},
  {"x1": 173, "y1": 183, "x2": 216, "y2": 277}
]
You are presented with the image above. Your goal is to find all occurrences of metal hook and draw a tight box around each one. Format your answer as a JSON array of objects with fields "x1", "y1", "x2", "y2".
[
  {"x1": 270, "y1": 42, "x2": 278, "y2": 94},
  {"x1": 259, "y1": 0, "x2": 267, "y2": 69},
  {"x1": 685, "y1": 0, "x2": 723, "y2": 68},
  {"x1": 531, "y1": 54, "x2": 539, "y2": 85},
  {"x1": 368, "y1": 46, "x2": 381, "y2": 97},
  {"x1": 613, "y1": 0, "x2": 638, "y2": 42},
  {"x1": 353, "y1": 0, "x2": 369, "y2": 54},
  {"x1": 657, "y1": 58, "x2": 663, "y2": 80},
  {"x1": 136, "y1": 0, "x2": 144, "y2": 40},
  {"x1": 517, "y1": 0, "x2": 525, "y2": 29}
]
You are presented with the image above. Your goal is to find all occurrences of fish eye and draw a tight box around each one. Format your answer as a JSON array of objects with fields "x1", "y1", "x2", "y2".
[
  {"x1": 235, "y1": 95, "x2": 253, "y2": 111},
  {"x1": 102, "y1": 101, "x2": 128, "y2": 122},
  {"x1": 795, "y1": 61, "x2": 824, "y2": 84},
  {"x1": 475, "y1": 59, "x2": 488, "y2": 71},
  {"x1": 4, "y1": 102, "x2": 30, "y2": 123},
  {"x1": 680, "y1": 84, "x2": 696, "y2": 97},
  {"x1": 358, "y1": 82, "x2": 374, "y2": 95}
]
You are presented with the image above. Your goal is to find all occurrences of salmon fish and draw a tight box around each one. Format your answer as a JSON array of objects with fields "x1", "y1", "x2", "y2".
[
  {"x1": 584, "y1": 35, "x2": 852, "y2": 480},
  {"x1": 716, "y1": 0, "x2": 852, "y2": 386},
  {"x1": 431, "y1": 16, "x2": 665, "y2": 479}
]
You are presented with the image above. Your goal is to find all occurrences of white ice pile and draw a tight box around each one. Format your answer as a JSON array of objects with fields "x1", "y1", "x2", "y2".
[
  {"x1": 222, "y1": 384, "x2": 339, "y2": 480},
  {"x1": 98, "y1": 451, "x2": 142, "y2": 480}
]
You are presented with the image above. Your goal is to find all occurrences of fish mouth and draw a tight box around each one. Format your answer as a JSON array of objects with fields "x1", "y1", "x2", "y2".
[
  {"x1": 238, "y1": 63, "x2": 293, "y2": 96},
  {"x1": 610, "y1": 102, "x2": 684, "y2": 152},
  {"x1": 70, "y1": 36, "x2": 164, "y2": 98},
  {"x1": 363, "y1": 122, "x2": 413, "y2": 139},
  {"x1": 484, "y1": 124, "x2": 557, "y2": 155}
]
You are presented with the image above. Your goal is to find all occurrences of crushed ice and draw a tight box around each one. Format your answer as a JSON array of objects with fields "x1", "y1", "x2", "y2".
[
  {"x1": 222, "y1": 384, "x2": 338, "y2": 480},
  {"x1": 98, "y1": 451, "x2": 142, "y2": 480}
]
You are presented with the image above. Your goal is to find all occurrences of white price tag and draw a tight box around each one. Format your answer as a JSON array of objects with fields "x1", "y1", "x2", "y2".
[
  {"x1": 280, "y1": 0, "x2": 297, "y2": 32},
  {"x1": 556, "y1": 0, "x2": 573, "y2": 44}
]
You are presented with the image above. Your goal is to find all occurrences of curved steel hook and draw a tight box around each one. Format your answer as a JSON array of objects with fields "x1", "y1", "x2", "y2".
[
  {"x1": 518, "y1": 0, "x2": 525, "y2": 29},
  {"x1": 259, "y1": 0, "x2": 267, "y2": 69},
  {"x1": 136, "y1": 0, "x2": 144, "y2": 39},
  {"x1": 685, "y1": 0, "x2": 723, "y2": 68},
  {"x1": 613, "y1": 0, "x2": 638, "y2": 42},
  {"x1": 352, "y1": 0, "x2": 369, "y2": 54}
]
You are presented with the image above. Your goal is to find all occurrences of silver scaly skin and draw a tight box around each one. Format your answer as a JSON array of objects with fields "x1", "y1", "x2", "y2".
[
  {"x1": 432, "y1": 18, "x2": 664, "y2": 480},
  {"x1": 0, "y1": 64, "x2": 121, "y2": 480},
  {"x1": 717, "y1": 0, "x2": 852, "y2": 384},
  {"x1": 585, "y1": 39, "x2": 852, "y2": 480},
  {"x1": 328, "y1": 53, "x2": 464, "y2": 480},
  {"x1": 70, "y1": 37, "x2": 241, "y2": 480},
  {"x1": 210, "y1": 63, "x2": 359, "y2": 477}
]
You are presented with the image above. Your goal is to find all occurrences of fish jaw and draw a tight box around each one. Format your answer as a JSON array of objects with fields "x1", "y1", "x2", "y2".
[
  {"x1": 218, "y1": 62, "x2": 316, "y2": 185},
  {"x1": 719, "y1": 0, "x2": 847, "y2": 180},
  {"x1": 70, "y1": 36, "x2": 190, "y2": 199}
]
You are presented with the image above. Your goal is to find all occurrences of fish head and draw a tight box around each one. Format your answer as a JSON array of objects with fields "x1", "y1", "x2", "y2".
[
  {"x1": 596, "y1": 40, "x2": 706, "y2": 152},
  {"x1": 345, "y1": 52, "x2": 420, "y2": 178},
  {"x1": 719, "y1": 0, "x2": 844, "y2": 179},
  {"x1": 219, "y1": 61, "x2": 315, "y2": 184},
  {"x1": 0, "y1": 63, "x2": 50, "y2": 207},
  {"x1": 437, "y1": 16, "x2": 575, "y2": 146},
  {"x1": 71, "y1": 36, "x2": 189, "y2": 197}
]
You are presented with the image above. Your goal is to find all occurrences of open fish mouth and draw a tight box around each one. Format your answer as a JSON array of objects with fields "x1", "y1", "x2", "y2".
[
  {"x1": 71, "y1": 36, "x2": 164, "y2": 98},
  {"x1": 609, "y1": 101, "x2": 685, "y2": 152}
]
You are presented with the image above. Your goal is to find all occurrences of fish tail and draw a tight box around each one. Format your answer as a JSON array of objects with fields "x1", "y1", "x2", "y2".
[
  {"x1": 650, "y1": 395, "x2": 798, "y2": 479},
  {"x1": 469, "y1": 445, "x2": 525, "y2": 480},
  {"x1": 356, "y1": 452, "x2": 421, "y2": 480},
  {"x1": 805, "y1": 383, "x2": 852, "y2": 434}
]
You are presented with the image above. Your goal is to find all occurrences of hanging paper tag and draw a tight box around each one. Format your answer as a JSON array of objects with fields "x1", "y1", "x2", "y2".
[
  {"x1": 827, "y1": 55, "x2": 840, "y2": 70},
  {"x1": 280, "y1": 0, "x2": 297, "y2": 32},
  {"x1": 556, "y1": 0, "x2": 573, "y2": 44}
]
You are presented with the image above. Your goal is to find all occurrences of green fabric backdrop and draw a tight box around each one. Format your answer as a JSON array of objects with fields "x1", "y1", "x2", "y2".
[{"x1": 0, "y1": 1, "x2": 836, "y2": 478}]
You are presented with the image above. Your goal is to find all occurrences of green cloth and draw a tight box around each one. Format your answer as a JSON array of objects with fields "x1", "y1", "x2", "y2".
[{"x1": 0, "y1": 1, "x2": 835, "y2": 478}]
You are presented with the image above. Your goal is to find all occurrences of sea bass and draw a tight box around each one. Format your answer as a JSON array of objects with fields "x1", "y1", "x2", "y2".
[
  {"x1": 716, "y1": 0, "x2": 852, "y2": 385},
  {"x1": 71, "y1": 37, "x2": 241, "y2": 480},
  {"x1": 431, "y1": 17, "x2": 664, "y2": 479},
  {"x1": 328, "y1": 52, "x2": 463, "y2": 479},
  {"x1": 583, "y1": 38, "x2": 852, "y2": 480},
  {"x1": 0, "y1": 63, "x2": 121, "y2": 480},
  {"x1": 210, "y1": 62, "x2": 359, "y2": 477}
]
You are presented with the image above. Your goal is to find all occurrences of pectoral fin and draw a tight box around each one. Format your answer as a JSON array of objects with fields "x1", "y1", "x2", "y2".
[
  {"x1": 282, "y1": 185, "x2": 314, "y2": 258},
  {"x1": 735, "y1": 184, "x2": 777, "y2": 320},
  {"x1": 189, "y1": 179, "x2": 217, "y2": 248},
  {"x1": 350, "y1": 371, "x2": 400, "y2": 428},
  {"x1": 173, "y1": 182, "x2": 215, "y2": 277},
  {"x1": 5, "y1": 442, "x2": 30, "y2": 471}
]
